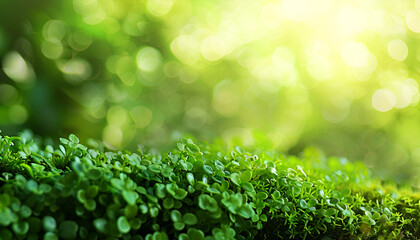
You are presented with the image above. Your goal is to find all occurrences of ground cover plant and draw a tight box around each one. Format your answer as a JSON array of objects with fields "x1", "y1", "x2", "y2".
[{"x1": 0, "y1": 131, "x2": 420, "y2": 239}]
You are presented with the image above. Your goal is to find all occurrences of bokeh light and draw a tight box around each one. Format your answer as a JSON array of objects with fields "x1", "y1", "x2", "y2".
[{"x1": 2, "y1": 0, "x2": 420, "y2": 182}]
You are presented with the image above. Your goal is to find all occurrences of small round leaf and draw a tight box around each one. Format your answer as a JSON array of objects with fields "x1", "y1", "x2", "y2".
[
  {"x1": 43, "y1": 216, "x2": 56, "y2": 232},
  {"x1": 58, "y1": 221, "x2": 78, "y2": 239},
  {"x1": 117, "y1": 216, "x2": 131, "y2": 234},
  {"x1": 183, "y1": 213, "x2": 198, "y2": 225}
]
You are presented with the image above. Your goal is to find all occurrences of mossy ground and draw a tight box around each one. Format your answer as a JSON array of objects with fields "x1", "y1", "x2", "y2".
[{"x1": 0, "y1": 131, "x2": 419, "y2": 239}]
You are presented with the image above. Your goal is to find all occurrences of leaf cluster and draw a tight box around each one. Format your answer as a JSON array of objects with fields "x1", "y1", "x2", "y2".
[{"x1": 0, "y1": 132, "x2": 419, "y2": 239}]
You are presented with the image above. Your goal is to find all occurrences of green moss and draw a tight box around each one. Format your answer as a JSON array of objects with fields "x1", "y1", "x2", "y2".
[{"x1": 0, "y1": 132, "x2": 419, "y2": 239}]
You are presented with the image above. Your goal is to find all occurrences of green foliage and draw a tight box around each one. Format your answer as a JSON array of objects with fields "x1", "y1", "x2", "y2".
[{"x1": 1, "y1": 132, "x2": 420, "y2": 239}]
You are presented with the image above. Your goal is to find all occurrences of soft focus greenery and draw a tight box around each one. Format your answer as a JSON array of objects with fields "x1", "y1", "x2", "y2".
[
  {"x1": 1, "y1": 132, "x2": 420, "y2": 239},
  {"x1": 1, "y1": 0, "x2": 420, "y2": 183}
]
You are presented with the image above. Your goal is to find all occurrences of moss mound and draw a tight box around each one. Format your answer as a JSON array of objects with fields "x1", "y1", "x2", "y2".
[{"x1": 0, "y1": 131, "x2": 419, "y2": 239}]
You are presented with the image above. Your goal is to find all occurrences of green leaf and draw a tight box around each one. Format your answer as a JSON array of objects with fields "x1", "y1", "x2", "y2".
[
  {"x1": 330, "y1": 198, "x2": 340, "y2": 205},
  {"x1": 296, "y1": 165, "x2": 307, "y2": 177},
  {"x1": 155, "y1": 184, "x2": 166, "y2": 199},
  {"x1": 282, "y1": 205, "x2": 290, "y2": 212},
  {"x1": 187, "y1": 228, "x2": 205, "y2": 240},
  {"x1": 163, "y1": 198, "x2": 174, "y2": 209},
  {"x1": 178, "y1": 233, "x2": 190, "y2": 240},
  {"x1": 153, "y1": 232, "x2": 169, "y2": 240},
  {"x1": 117, "y1": 216, "x2": 131, "y2": 234},
  {"x1": 177, "y1": 143, "x2": 185, "y2": 151},
  {"x1": 207, "y1": 186, "x2": 220, "y2": 194},
  {"x1": 84, "y1": 199, "x2": 96, "y2": 211},
  {"x1": 20, "y1": 164, "x2": 34, "y2": 179},
  {"x1": 186, "y1": 143, "x2": 202, "y2": 155},
  {"x1": 325, "y1": 208, "x2": 337, "y2": 216},
  {"x1": 44, "y1": 232, "x2": 58, "y2": 240},
  {"x1": 221, "y1": 192, "x2": 243, "y2": 213},
  {"x1": 110, "y1": 178, "x2": 124, "y2": 190},
  {"x1": 170, "y1": 210, "x2": 182, "y2": 222},
  {"x1": 58, "y1": 221, "x2": 78, "y2": 239},
  {"x1": 237, "y1": 204, "x2": 255, "y2": 218},
  {"x1": 230, "y1": 173, "x2": 240, "y2": 186},
  {"x1": 31, "y1": 163, "x2": 45, "y2": 173},
  {"x1": 166, "y1": 183, "x2": 188, "y2": 200},
  {"x1": 86, "y1": 168, "x2": 102, "y2": 180},
  {"x1": 77, "y1": 189, "x2": 87, "y2": 203},
  {"x1": 26, "y1": 180, "x2": 38, "y2": 192},
  {"x1": 124, "y1": 205, "x2": 138, "y2": 218},
  {"x1": 122, "y1": 190, "x2": 139, "y2": 205},
  {"x1": 93, "y1": 218, "x2": 107, "y2": 233},
  {"x1": 307, "y1": 199, "x2": 318, "y2": 208},
  {"x1": 203, "y1": 165, "x2": 214, "y2": 175},
  {"x1": 260, "y1": 214, "x2": 268, "y2": 222},
  {"x1": 240, "y1": 170, "x2": 252, "y2": 183},
  {"x1": 86, "y1": 185, "x2": 99, "y2": 198},
  {"x1": 19, "y1": 205, "x2": 32, "y2": 218},
  {"x1": 174, "y1": 222, "x2": 185, "y2": 231},
  {"x1": 341, "y1": 188, "x2": 351, "y2": 196},
  {"x1": 59, "y1": 138, "x2": 70, "y2": 145},
  {"x1": 12, "y1": 221, "x2": 29, "y2": 235},
  {"x1": 255, "y1": 192, "x2": 268, "y2": 200},
  {"x1": 198, "y1": 194, "x2": 219, "y2": 212},
  {"x1": 343, "y1": 209, "x2": 351, "y2": 217},
  {"x1": 69, "y1": 134, "x2": 79, "y2": 144},
  {"x1": 299, "y1": 199, "x2": 308, "y2": 209},
  {"x1": 241, "y1": 182, "x2": 254, "y2": 193},
  {"x1": 43, "y1": 216, "x2": 57, "y2": 232},
  {"x1": 150, "y1": 207, "x2": 159, "y2": 218},
  {"x1": 130, "y1": 218, "x2": 142, "y2": 230},
  {"x1": 271, "y1": 190, "x2": 281, "y2": 199},
  {"x1": 186, "y1": 172, "x2": 195, "y2": 185},
  {"x1": 183, "y1": 213, "x2": 198, "y2": 225}
]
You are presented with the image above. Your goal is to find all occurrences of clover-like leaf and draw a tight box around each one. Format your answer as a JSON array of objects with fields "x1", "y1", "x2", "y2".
[
  {"x1": 122, "y1": 190, "x2": 139, "y2": 205},
  {"x1": 186, "y1": 172, "x2": 195, "y2": 185},
  {"x1": 240, "y1": 171, "x2": 252, "y2": 183},
  {"x1": 198, "y1": 194, "x2": 219, "y2": 213},
  {"x1": 230, "y1": 173, "x2": 240, "y2": 186},
  {"x1": 186, "y1": 143, "x2": 202, "y2": 155},
  {"x1": 155, "y1": 183, "x2": 166, "y2": 199},
  {"x1": 58, "y1": 221, "x2": 78, "y2": 239},
  {"x1": 12, "y1": 221, "x2": 29, "y2": 235},
  {"x1": 325, "y1": 208, "x2": 337, "y2": 216},
  {"x1": 255, "y1": 192, "x2": 268, "y2": 200},
  {"x1": 170, "y1": 210, "x2": 182, "y2": 222},
  {"x1": 330, "y1": 198, "x2": 339, "y2": 205},
  {"x1": 174, "y1": 222, "x2": 185, "y2": 231},
  {"x1": 237, "y1": 204, "x2": 255, "y2": 218},
  {"x1": 241, "y1": 182, "x2": 255, "y2": 194},
  {"x1": 183, "y1": 213, "x2": 198, "y2": 225},
  {"x1": 178, "y1": 233, "x2": 189, "y2": 240},
  {"x1": 44, "y1": 232, "x2": 58, "y2": 240},
  {"x1": 69, "y1": 134, "x2": 79, "y2": 144},
  {"x1": 299, "y1": 199, "x2": 308, "y2": 209},
  {"x1": 19, "y1": 205, "x2": 31, "y2": 218},
  {"x1": 203, "y1": 165, "x2": 214, "y2": 175},
  {"x1": 87, "y1": 168, "x2": 102, "y2": 180},
  {"x1": 93, "y1": 218, "x2": 107, "y2": 233},
  {"x1": 117, "y1": 216, "x2": 131, "y2": 234},
  {"x1": 166, "y1": 183, "x2": 188, "y2": 200},
  {"x1": 163, "y1": 198, "x2": 174, "y2": 209},
  {"x1": 343, "y1": 209, "x2": 351, "y2": 217},
  {"x1": 42, "y1": 216, "x2": 57, "y2": 232},
  {"x1": 188, "y1": 228, "x2": 205, "y2": 240}
]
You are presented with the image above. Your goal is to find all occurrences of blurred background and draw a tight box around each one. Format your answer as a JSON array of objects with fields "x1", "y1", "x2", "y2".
[{"x1": 1, "y1": 0, "x2": 420, "y2": 184}]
